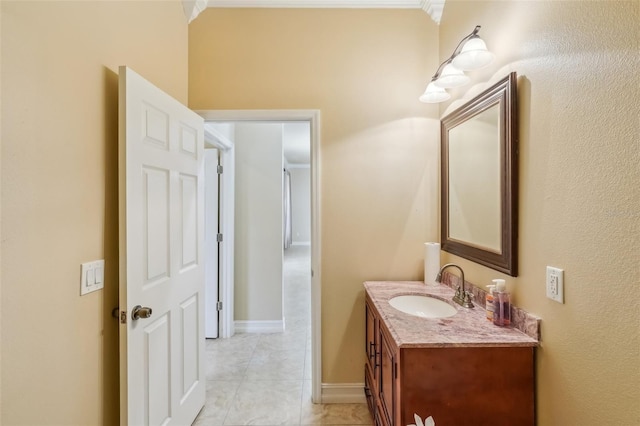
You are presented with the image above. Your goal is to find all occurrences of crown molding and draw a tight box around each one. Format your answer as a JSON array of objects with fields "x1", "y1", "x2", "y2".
[
  {"x1": 209, "y1": 0, "x2": 422, "y2": 8},
  {"x1": 205, "y1": 0, "x2": 446, "y2": 23},
  {"x1": 420, "y1": 0, "x2": 445, "y2": 24},
  {"x1": 183, "y1": 0, "x2": 209, "y2": 22}
]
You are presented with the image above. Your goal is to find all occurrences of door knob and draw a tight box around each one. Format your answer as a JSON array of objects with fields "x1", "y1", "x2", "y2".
[{"x1": 131, "y1": 305, "x2": 153, "y2": 320}]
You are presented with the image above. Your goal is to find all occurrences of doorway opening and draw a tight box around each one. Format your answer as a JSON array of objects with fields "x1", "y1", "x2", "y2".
[{"x1": 199, "y1": 110, "x2": 322, "y2": 403}]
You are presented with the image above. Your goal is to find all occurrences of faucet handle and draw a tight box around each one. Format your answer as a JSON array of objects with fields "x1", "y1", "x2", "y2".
[
  {"x1": 462, "y1": 291, "x2": 475, "y2": 308},
  {"x1": 452, "y1": 286, "x2": 464, "y2": 306}
]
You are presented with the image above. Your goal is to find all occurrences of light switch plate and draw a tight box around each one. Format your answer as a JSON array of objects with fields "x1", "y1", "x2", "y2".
[
  {"x1": 80, "y1": 260, "x2": 105, "y2": 296},
  {"x1": 546, "y1": 266, "x2": 564, "y2": 303}
]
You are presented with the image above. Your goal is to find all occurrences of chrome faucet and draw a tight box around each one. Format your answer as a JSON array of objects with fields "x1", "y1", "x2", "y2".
[{"x1": 435, "y1": 263, "x2": 474, "y2": 308}]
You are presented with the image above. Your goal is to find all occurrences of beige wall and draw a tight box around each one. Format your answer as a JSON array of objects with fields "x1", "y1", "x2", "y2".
[
  {"x1": 290, "y1": 167, "x2": 311, "y2": 245},
  {"x1": 1, "y1": 1, "x2": 188, "y2": 424},
  {"x1": 234, "y1": 123, "x2": 284, "y2": 322},
  {"x1": 439, "y1": 1, "x2": 639, "y2": 425},
  {"x1": 189, "y1": 9, "x2": 441, "y2": 383},
  {"x1": 0, "y1": 2, "x2": 3, "y2": 419},
  {"x1": 5, "y1": 2, "x2": 633, "y2": 424}
]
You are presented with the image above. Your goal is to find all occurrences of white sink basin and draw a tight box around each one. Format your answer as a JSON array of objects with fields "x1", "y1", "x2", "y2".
[{"x1": 388, "y1": 295, "x2": 457, "y2": 319}]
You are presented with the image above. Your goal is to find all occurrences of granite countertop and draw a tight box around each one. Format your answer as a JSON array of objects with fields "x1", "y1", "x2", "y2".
[{"x1": 364, "y1": 281, "x2": 539, "y2": 348}]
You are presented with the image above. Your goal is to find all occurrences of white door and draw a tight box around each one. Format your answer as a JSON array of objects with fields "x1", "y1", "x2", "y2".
[
  {"x1": 204, "y1": 148, "x2": 220, "y2": 338},
  {"x1": 118, "y1": 66, "x2": 205, "y2": 426}
]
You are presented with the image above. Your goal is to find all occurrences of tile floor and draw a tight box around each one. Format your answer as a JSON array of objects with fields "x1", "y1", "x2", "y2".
[{"x1": 193, "y1": 245, "x2": 373, "y2": 426}]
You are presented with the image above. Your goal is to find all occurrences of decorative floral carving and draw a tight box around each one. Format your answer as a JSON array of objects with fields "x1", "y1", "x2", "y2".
[{"x1": 409, "y1": 413, "x2": 435, "y2": 426}]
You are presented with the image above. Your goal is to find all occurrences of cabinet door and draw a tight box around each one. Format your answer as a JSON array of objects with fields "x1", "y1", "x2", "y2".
[
  {"x1": 374, "y1": 407, "x2": 384, "y2": 426},
  {"x1": 365, "y1": 301, "x2": 380, "y2": 382},
  {"x1": 365, "y1": 300, "x2": 377, "y2": 366},
  {"x1": 364, "y1": 365, "x2": 375, "y2": 417},
  {"x1": 379, "y1": 330, "x2": 395, "y2": 426}
]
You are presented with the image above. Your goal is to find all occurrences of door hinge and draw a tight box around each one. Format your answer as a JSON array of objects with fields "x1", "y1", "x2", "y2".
[
  {"x1": 216, "y1": 233, "x2": 223, "y2": 242},
  {"x1": 217, "y1": 164, "x2": 223, "y2": 174},
  {"x1": 120, "y1": 311, "x2": 127, "y2": 324},
  {"x1": 216, "y1": 301, "x2": 223, "y2": 311},
  {"x1": 394, "y1": 362, "x2": 398, "y2": 379}
]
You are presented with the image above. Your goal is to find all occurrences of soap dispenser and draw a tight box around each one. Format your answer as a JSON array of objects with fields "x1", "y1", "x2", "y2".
[
  {"x1": 492, "y1": 279, "x2": 511, "y2": 327},
  {"x1": 485, "y1": 283, "x2": 496, "y2": 321}
]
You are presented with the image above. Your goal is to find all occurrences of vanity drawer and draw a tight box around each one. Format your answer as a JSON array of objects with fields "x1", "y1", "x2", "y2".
[{"x1": 364, "y1": 365, "x2": 375, "y2": 417}]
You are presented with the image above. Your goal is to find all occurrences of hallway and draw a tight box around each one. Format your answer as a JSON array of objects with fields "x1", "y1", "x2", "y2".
[{"x1": 194, "y1": 245, "x2": 372, "y2": 425}]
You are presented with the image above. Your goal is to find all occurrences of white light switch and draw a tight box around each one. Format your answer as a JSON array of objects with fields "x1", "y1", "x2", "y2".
[
  {"x1": 95, "y1": 265, "x2": 104, "y2": 285},
  {"x1": 80, "y1": 260, "x2": 105, "y2": 296}
]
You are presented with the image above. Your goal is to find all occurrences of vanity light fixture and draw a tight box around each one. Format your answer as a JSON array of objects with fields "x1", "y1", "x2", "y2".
[
  {"x1": 420, "y1": 25, "x2": 494, "y2": 103},
  {"x1": 419, "y1": 82, "x2": 451, "y2": 103}
]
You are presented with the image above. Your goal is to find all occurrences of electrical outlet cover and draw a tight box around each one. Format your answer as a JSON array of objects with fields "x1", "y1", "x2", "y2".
[{"x1": 546, "y1": 266, "x2": 564, "y2": 303}]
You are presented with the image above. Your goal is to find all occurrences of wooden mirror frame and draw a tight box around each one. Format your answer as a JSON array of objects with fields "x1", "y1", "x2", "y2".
[{"x1": 440, "y1": 72, "x2": 518, "y2": 276}]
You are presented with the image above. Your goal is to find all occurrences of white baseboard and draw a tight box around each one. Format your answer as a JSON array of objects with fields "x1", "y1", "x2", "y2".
[
  {"x1": 321, "y1": 383, "x2": 366, "y2": 404},
  {"x1": 234, "y1": 320, "x2": 284, "y2": 333}
]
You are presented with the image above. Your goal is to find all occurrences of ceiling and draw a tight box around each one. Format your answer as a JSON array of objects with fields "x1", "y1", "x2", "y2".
[{"x1": 202, "y1": 0, "x2": 445, "y2": 24}]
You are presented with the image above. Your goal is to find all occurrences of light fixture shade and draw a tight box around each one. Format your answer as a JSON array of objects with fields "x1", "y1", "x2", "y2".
[
  {"x1": 434, "y1": 64, "x2": 470, "y2": 88},
  {"x1": 419, "y1": 82, "x2": 451, "y2": 103},
  {"x1": 452, "y1": 37, "x2": 495, "y2": 70}
]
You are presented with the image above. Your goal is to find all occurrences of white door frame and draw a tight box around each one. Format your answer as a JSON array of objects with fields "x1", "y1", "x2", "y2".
[
  {"x1": 197, "y1": 109, "x2": 321, "y2": 403},
  {"x1": 203, "y1": 147, "x2": 220, "y2": 339},
  {"x1": 203, "y1": 126, "x2": 235, "y2": 339}
]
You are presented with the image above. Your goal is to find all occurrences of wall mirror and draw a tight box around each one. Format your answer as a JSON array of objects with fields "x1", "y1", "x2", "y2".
[{"x1": 441, "y1": 72, "x2": 518, "y2": 276}]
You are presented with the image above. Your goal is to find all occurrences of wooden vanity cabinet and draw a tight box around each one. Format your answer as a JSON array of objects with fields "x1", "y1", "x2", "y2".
[
  {"x1": 365, "y1": 299, "x2": 383, "y2": 425},
  {"x1": 365, "y1": 293, "x2": 535, "y2": 426},
  {"x1": 365, "y1": 299, "x2": 378, "y2": 376},
  {"x1": 378, "y1": 328, "x2": 395, "y2": 426},
  {"x1": 366, "y1": 297, "x2": 396, "y2": 426}
]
